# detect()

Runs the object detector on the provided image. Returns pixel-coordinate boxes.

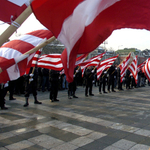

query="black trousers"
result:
[50,81,59,100]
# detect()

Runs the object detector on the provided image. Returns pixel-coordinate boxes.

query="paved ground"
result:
[1,85,150,150]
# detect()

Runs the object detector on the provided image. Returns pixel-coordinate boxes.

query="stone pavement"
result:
[1,85,150,150]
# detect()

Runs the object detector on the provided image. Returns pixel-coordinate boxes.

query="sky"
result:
[1,14,150,51]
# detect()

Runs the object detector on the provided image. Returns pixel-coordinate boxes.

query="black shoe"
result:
[73,95,78,98]
[108,90,111,93]
[23,103,29,107]
[99,92,102,94]
[34,101,42,104]
[50,99,54,102]
[85,95,88,97]
[103,91,107,93]
[1,106,8,110]
[112,90,116,92]
[89,94,94,96]
[9,98,16,100]
[54,99,59,102]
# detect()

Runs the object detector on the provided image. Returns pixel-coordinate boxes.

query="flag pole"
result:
[23,36,56,55]
[0,36,56,73]
[117,52,131,68]
[0,6,32,47]
[74,55,88,76]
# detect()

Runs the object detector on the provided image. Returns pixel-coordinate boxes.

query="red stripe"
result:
[26,29,53,39]
[2,40,34,54]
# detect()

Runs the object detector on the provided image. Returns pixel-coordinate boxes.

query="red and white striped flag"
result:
[80,53,105,76]
[142,58,150,82]
[37,54,63,71]
[31,0,150,82]
[97,55,118,80]
[128,56,138,84]
[119,53,131,83]
[0,29,53,83]
[0,0,31,24]
[75,54,88,66]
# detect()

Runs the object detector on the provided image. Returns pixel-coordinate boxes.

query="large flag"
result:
[97,55,118,80]
[0,0,31,24]
[37,54,63,71]
[128,56,138,84]
[31,0,150,82]
[142,58,150,82]
[0,29,53,83]
[119,53,131,83]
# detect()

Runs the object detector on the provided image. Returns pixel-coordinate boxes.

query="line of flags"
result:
[0,29,150,84]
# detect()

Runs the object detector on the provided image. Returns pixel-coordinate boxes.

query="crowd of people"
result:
[0,65,148,110]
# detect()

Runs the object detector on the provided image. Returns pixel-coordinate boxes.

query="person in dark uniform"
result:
[42,68,50,92]
[107,65,116,92]
[0,83,8,110]
[49,69,60,102]
[68,67,78,99]
[99,73,103,94]
[84,66,94,97]
[8,80,16,100]
[117,67,123,90]
[23,67,42,107]
[125,69,131,90]
[102,70,108,93]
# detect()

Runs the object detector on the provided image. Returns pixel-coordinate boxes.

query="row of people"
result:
[0,65,148,109]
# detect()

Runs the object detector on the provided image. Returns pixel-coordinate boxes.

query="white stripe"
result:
[38,63,63,68]
[8,0,29,6]
[14,54,29,63]
[58,0,120,64]
[0,47,22,59]
[16,34,44,47]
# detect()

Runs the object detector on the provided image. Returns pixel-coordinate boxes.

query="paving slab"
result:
[1,85,150,149]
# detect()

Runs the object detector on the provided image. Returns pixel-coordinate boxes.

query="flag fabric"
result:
[37,54,63,71]
[75,54,88,66]
[128,56,138,84]
[31,48,42,67]
[97,55,118,80]
[119,53,131,83]
[0,0,31,24]
[142,58,150,82]
[31,0,150,82]
[137,60,148,72]
[0,29,53,83]
[80,53,105,76]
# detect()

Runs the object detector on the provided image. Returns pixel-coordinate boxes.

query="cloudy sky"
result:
[1,14,150,51]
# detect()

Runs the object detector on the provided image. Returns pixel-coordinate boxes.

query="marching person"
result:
[84,66,94,97]
[0,83,8,110]
[68,67,78,99]
[117,67,124,90]
[102,70,108,93]
[23,67,42,107]
[107,65,116,92]
[49,69,60,102]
